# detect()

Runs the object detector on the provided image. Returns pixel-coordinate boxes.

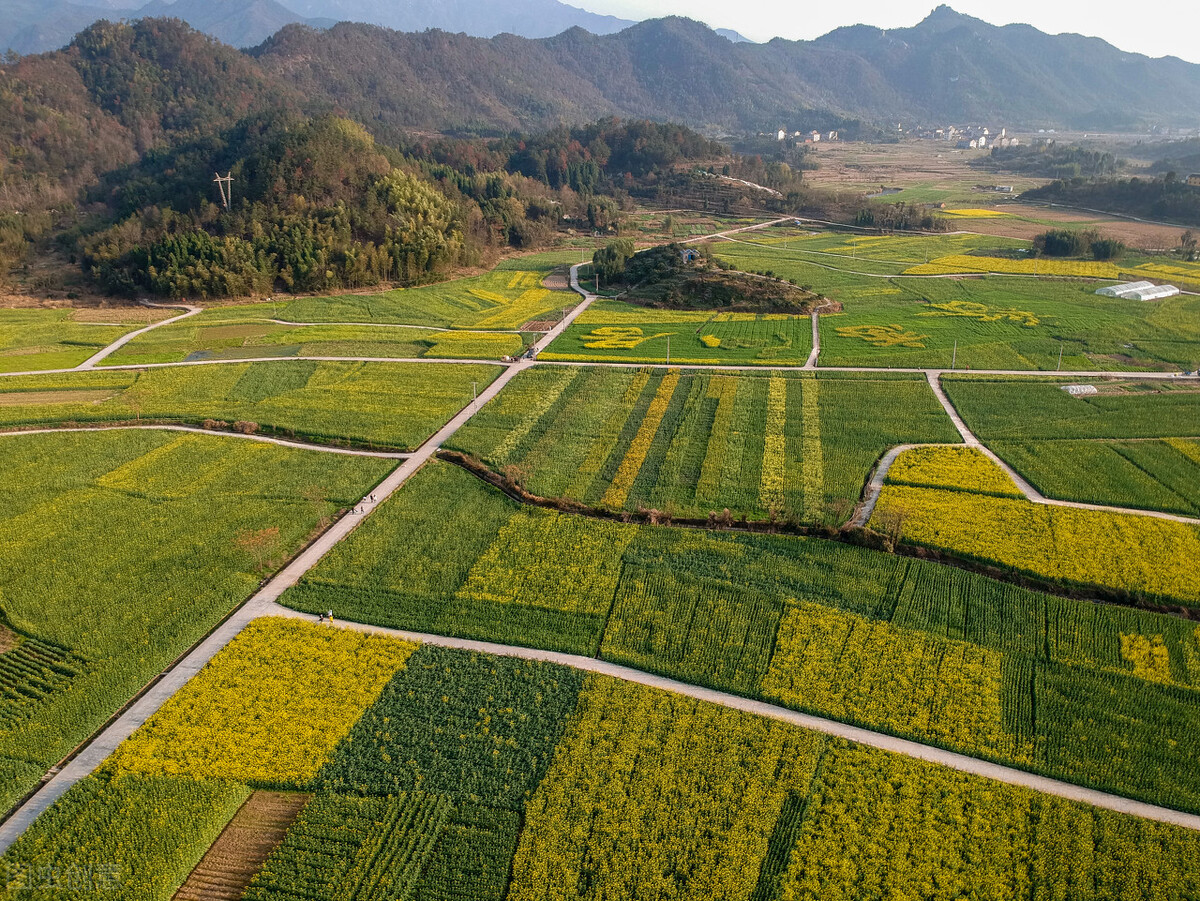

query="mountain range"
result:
[4,6,1200,134]
[246,7,1200,133]
[0,0,643,54]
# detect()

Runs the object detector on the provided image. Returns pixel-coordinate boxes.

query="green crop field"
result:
[991,439,1200,515]
[942,378,1200,513]
[945,378,1200,440]
[0,361,501,450]
[448,366,960,522]
[0,430,391,811]
[6,620,1199,901]
[283,461,1200,815]
[711,237,1200,371]
[261,264,569,330]
[102,309,525,366]
[542,302,815,365]
[0,308,172,374]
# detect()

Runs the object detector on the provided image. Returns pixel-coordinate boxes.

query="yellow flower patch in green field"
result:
[835,324,929,348]
[919,300,1040,327]
[887,446,1022,498]
[1120,633,1173,685]
[762,601,1030,760]
[107,618,416,786]
[582,327,675,349]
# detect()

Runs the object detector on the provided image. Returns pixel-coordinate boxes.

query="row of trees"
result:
[1025,174,1200,229]
[1032,229,1125,261]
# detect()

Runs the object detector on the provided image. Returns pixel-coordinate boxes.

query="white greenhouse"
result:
[1095,281,1181,301]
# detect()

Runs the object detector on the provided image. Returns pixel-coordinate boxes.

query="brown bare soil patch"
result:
[0,626,19,655]
[71,308,173,324]
[173,791,310,901]
[520,319,558,332]
[541,270,570,292]
[0,390,117,407]
[200,323,281,340]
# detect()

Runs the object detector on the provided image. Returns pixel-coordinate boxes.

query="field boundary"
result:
[0,424,412,458]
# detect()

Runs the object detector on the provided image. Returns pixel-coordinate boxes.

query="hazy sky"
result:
[570,0,1200,64]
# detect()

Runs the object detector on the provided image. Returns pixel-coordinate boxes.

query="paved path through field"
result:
[77,302,201,369]
[850,376,1200,527]
[0,424,411,459]
[262,607,1200,834]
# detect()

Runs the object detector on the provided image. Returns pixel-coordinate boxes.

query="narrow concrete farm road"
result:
[804,313,820,369]
[77,302,201,369]
[0,266,596,855]
[0,424,411,459]
[263,608,1200,835]
[848,374,1200,528]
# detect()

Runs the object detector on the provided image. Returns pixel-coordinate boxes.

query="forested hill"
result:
[0,18,739,300]
[250,7,1200,133]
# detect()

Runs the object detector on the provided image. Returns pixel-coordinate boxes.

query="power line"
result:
[213,172,234,210]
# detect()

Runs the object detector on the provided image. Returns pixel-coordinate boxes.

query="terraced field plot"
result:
[449,367,959,522]
[0,431,391,812]
[103,308,525,366]
[714,237,1200,371]
[284,461,1200,814]
[261,264,569,330]
[0,308,172,373]
[543,302,815,365]
[945,378,1200,513]
[5,618,1198,901]
[0,360,502,450]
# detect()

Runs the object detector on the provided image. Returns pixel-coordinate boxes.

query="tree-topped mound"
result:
[594,242,821,313]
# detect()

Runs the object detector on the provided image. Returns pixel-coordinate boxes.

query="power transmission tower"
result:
[213,172,234,210]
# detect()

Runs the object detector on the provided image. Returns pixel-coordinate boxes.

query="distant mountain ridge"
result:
[0,0,636,53]
[250,9,1200,132]
[5,6,1200,133]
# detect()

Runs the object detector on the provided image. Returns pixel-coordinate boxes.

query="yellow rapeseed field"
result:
[108,618,416,786]
[758,376,788,511]
[508,676,824,901]
[603,370,680,507]
[941,208,1013,218]
[874,484,1200,605]
[886,446,1023,497]
[904,255,1121,278]
[762,601,1030,761]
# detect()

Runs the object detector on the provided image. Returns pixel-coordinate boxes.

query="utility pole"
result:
[1057,343,1064,371]
[951,339,957,370]
[472,381,478,405]
[666,334,671,366]
[213,172,234,210]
